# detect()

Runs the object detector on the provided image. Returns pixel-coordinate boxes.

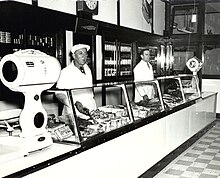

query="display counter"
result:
[0,75,217,178]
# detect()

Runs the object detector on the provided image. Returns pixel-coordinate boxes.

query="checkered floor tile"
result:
[154,121,220,178]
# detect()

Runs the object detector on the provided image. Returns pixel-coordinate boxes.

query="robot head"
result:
[0,49,61,92]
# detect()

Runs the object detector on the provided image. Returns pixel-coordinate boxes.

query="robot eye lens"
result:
[2,61,18,82]
[34,112,45,128]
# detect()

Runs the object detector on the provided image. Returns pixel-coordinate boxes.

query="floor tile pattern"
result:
[155,121,220,178]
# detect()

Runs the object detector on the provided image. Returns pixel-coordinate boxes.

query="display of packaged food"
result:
[139,109,148,118]
[49,124,73,141]
[98,105,125,114]
[132,108,139,118]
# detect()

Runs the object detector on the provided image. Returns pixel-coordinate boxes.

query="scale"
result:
[186,56,203,75]
[186,56,203,96]
[0,49,61,156]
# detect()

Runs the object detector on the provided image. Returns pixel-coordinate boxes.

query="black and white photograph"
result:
[0,0,220,178]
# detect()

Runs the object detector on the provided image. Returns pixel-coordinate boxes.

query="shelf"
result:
[0,43,22,48]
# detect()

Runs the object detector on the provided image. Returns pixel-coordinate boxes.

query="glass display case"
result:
[157,75,185,109]
[42,75,201,145]
[44,80,165,144]
[179,74,201,101]
[157,74,201,110]
[45,83,134,144]
[125,80,165,121]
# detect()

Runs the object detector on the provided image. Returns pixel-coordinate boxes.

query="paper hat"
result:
[71,44,90,54]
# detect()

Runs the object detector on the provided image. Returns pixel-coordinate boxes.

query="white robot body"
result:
[0,49,61,152]
[19,92,48,138]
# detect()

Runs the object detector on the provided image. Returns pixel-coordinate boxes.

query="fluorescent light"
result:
[192,14,197,22]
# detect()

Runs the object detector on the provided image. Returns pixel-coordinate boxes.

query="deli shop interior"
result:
[0,0,220,178]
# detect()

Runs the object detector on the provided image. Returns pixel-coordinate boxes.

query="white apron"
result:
[133,60,154,102]
[56,63,96,118]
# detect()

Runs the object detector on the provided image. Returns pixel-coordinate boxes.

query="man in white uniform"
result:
[133,48,154,102]
[56,44,96,119]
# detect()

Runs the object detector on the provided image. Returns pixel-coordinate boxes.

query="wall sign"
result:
[142,0,153,25]
[74,17,99,36]
[142,0,153,33]
[120,0,153,33]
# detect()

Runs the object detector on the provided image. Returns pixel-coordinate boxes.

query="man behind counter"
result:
[56,44,97,119]
[133,48,155,103]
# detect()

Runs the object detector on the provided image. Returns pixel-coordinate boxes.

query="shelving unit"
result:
[0,30,57,59]
[118,43,133,77]
[103,41,133,81]
[103,41,117,77]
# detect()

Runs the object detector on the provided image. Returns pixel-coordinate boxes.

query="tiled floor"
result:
[154,121,220,178]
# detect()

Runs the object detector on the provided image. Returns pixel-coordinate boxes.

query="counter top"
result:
[201,91,218,99]
[0,141,80,178]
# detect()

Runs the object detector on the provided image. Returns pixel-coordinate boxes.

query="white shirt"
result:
[133,60,154,102]
[56,62,96,117]
[57,62,93,89]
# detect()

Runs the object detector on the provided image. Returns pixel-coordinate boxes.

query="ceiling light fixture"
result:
[191,0,197,23]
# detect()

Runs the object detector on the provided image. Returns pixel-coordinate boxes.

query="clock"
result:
[76,0,99,15]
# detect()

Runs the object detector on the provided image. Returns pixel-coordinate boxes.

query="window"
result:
[205,2,220,35]
[172,5,198,34]
[173,45,197,74]
[203,45,220,75]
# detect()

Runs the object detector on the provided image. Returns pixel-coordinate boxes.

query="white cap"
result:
[71,44,90,54]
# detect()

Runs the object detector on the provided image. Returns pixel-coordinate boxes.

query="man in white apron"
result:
[133,48,154,102]
[56,44,96,119]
